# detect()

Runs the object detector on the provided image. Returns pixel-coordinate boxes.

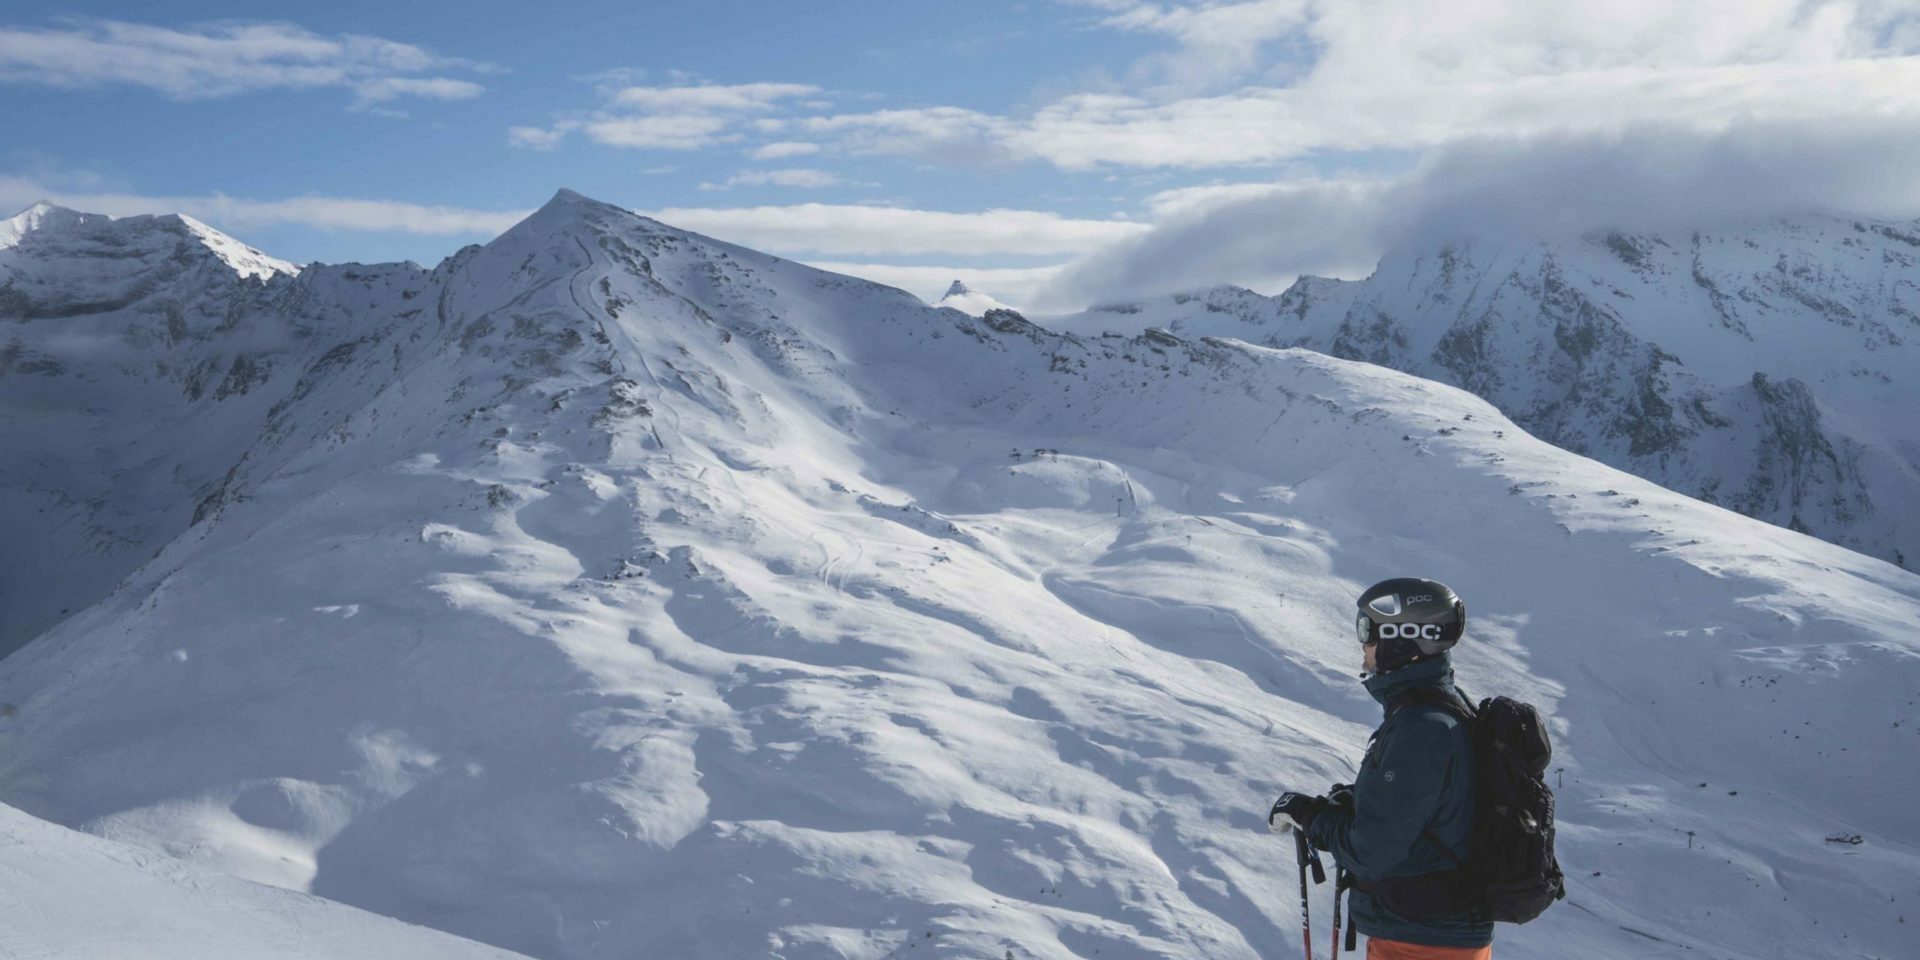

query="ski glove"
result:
[1269,791,1326,829]
[1327,783,1355,809]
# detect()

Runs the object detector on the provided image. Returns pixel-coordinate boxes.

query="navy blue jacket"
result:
[1305,653,1493,948]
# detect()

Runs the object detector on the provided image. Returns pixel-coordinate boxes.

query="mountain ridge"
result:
[3,199,298,281]
[1052,217,1920,567]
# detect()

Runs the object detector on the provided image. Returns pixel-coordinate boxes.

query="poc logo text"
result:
[1378,623,1443,641]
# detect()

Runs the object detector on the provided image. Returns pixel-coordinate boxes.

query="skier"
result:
[1269,578,1494,960]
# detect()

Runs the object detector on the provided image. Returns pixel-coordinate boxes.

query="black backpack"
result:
[1402,688,1566,924]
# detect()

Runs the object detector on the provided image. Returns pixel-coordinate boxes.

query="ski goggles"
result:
[1354,593,1403,645]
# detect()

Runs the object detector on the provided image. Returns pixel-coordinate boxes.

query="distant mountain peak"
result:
[2,201,104,249]
[1,200,296,280]
[498,188,682,252]
[535,187,660,224]
[933,278,1015,317]
[538,187,613,215]
[516,188,604,227]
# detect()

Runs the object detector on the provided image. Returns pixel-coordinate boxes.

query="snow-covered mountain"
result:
[932,278,1016,316]
[1,194,1915,960]
[0,201,304,654]
[1054,220,1920,569]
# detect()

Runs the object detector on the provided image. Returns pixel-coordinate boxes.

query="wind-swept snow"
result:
[0,192,1915,960]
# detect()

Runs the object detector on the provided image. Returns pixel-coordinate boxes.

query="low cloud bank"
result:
[1040,121,1920,308]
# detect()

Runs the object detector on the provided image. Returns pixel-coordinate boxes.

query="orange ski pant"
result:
[1366,939,1492,960]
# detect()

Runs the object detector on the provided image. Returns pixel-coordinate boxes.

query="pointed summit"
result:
[514,188,606,230]
[485,188,697,264]
[534,187,646,223]
[2,201,102,249]
[933,277,1015,317]
[543,187,596,209]
[508,188,647,237]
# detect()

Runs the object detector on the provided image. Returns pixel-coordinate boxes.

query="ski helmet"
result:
[1355,577,1465,673]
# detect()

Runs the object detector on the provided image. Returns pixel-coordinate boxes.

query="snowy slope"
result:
[933,278,1017,316]
[0,802,532,959]
[1,192,1916,960]
[1052,221,1920,569]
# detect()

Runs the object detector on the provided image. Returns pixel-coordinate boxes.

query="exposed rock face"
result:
[1055,218,1920,567]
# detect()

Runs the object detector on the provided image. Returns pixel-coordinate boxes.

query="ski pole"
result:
[1330,866,1344,960]
[1293,828,1314,960]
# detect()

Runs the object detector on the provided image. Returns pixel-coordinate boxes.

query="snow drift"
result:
[0,801,530,960]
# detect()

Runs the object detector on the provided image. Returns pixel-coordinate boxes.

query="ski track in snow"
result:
[0,192,1917,960]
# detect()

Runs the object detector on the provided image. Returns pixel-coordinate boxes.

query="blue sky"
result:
[8,2,1920,308]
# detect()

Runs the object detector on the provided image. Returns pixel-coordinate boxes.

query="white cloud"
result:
[790,107,1011,162]
[613,82,820,112]
[1087,0,1313,92]
[804,261,1065,307]
[1143,179,1321,217]
[1042,119,1920,305]
[750,141,821,160]
[583,114,733,150]
[199,196,527,234]
[505,2,1920,183]
[0,19,492,106]
[1303,0,1909,87]
[1011,57,1920,169]
[0,176,527,236]
[774,1,1920,170]
[699,169,847,191]
[508,125,568,151]
[354,76,483,104]
[643,203,1149,256]
[541,81,831,153]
